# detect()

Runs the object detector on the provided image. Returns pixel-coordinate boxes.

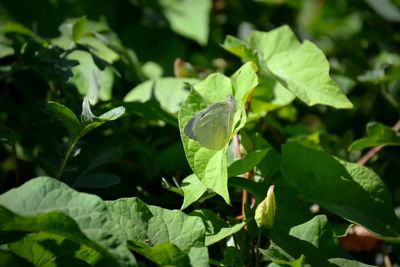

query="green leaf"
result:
[281,142,400,241]
[268,216,375,266]
[250,73,295,115]
[221,35,257,62]
[190,209,246,246]
[124,77,199,114]
[181,174,208,210]
[268,215,348,266]
[178,63,258,204]
[99,106,126,121]
[53,18,119,64]
[220,246,244,267]
[248,25,300,62]
[228,177,266,203]
[0,250,31,267]
[0,177,137,266]
[128,241,191,267]
[267,41,353,109]
[72,16,87,42]
[105,198,206,251]
[142,61,163,79]
[349,122,400,151]
[159,0,212,45]
[328,258,376,267]
[8,232,104,266]
[259,247,291,262]
[79,37,120,64]
[106,198,208,266]
[223,26,353,109]
[68,50,114,103]
[0,43,14,59]
[222,26,299,111]
[228,149,268,177]
[0,21,45,44]
[259,248,305,267]
[187,247,209,267]
[366,0,400,22]
[80,97,125,137]
[46,101,82,140]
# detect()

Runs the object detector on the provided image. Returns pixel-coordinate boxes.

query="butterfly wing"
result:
[184,97,235,150]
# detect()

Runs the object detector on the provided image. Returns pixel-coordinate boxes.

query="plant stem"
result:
[357,120,400,165]
[255,229,262,267]
[233,134,248,219]
[11,144,20,186]
[56,137,79,179]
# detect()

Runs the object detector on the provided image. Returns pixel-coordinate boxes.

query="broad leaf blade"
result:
[178,63,258,204]
[160,0,211,45]
[267,41,353,109]
[105,198,207,265]
[105,198,206,251]
[8,224,104,266]
[281,142,400,241]
[181,174,208,210]
[0,177,137,266]
[248,25,301,62]
[268,215,356,266]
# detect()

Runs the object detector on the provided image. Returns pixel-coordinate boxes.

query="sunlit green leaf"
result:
[68,50,114,103]
[0,177,137,266]
[178,63,258,203]
[181,174,207,210]
[159,0,212,45]
[267,41,353,109]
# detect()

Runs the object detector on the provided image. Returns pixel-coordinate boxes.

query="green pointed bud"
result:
[255,185,276,228]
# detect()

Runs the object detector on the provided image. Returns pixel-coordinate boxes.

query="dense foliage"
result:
[1,0,400,266]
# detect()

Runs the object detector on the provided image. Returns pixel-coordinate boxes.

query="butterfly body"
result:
[184,96,236,150]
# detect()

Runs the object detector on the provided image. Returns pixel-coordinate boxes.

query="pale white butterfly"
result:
[184,95,236,150]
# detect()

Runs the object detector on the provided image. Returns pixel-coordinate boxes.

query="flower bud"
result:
[255,185,276,228]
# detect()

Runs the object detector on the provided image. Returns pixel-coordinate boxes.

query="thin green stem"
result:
[56,137,79,179]
[11,144,20,186]
[255,229,262,267]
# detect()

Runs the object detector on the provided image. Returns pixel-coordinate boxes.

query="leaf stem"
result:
[56,137,79,179]
[357,120,400,165]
